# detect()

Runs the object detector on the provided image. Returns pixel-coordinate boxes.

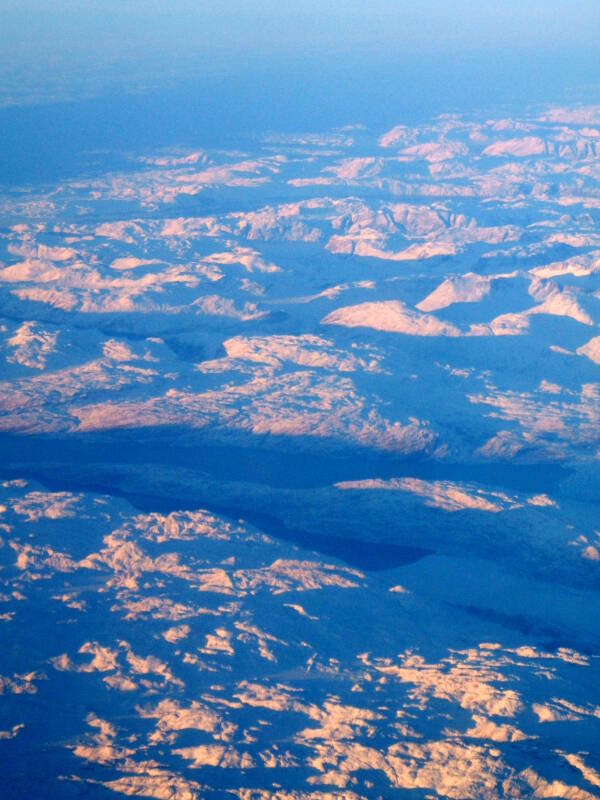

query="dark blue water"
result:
[0,430,571,493]
[0,429,572,571]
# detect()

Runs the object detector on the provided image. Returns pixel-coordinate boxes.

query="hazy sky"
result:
[2,1,599,79]
[1,1,599,182]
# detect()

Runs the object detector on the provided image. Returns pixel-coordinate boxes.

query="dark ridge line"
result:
[0,430,573,493]
[451,603,600,655]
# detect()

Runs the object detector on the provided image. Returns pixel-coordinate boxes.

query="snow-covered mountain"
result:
[1,102,600,799]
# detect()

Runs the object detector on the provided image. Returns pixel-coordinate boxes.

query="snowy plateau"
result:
[1,103,600,799]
